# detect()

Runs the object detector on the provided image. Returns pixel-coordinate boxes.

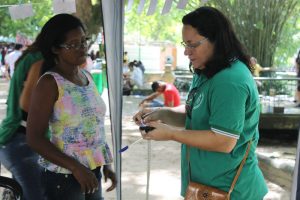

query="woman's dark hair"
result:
[15,14,85,74]
[182,6,251,78]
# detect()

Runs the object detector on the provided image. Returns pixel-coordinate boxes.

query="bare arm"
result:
[26,74,98,193]
[134,105,186,128]
[139,91,161,105]
[135,105,236,153]
[19,60,43,112]
[145,121,237,153]
[158,105,186,127]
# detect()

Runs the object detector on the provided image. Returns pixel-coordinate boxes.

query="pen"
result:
[120,109,159,153]
[119,138,143,153]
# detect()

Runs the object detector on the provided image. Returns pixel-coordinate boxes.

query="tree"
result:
[200,0,299,67]
[124,0,194,44]
[273,4,300,67]
[74,0,103,43]
[125,0,299,69]
[0,0,103,44]
[0,0,53,39]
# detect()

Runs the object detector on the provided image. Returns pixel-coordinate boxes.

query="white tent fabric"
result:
[101,0,124,199]
[162,0,174,15]
[101,1,189,199]
[147,0,158,16]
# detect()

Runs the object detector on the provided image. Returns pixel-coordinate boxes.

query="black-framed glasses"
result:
[181,38,207,50]
[185,87,198,119]
[60,37,90,50]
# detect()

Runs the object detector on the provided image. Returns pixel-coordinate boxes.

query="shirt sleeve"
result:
[208,81,249,139]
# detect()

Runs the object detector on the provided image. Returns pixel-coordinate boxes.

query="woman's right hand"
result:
[133,108,161,125]
[71,163,99,194]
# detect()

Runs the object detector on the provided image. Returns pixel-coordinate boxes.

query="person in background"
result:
[139,81,180,108]
[123,58,132,95]
[89,50,95,61]
[122,58,129,74]
[26,14,116,200]
[295,49,300,107]
[132,60,145,74]
[250,57,272,77]
[0,30,45,200]
[1,46,7,66]
[124,61,144,89]
[134,6,267,200]
[123,51,128,63]
[4,43,23,79]
[95,50,100,60]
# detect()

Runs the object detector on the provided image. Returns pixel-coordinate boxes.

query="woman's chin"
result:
[192,65,204,70]
[193,65,205,70]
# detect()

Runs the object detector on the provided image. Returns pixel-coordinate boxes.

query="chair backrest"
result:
[0,176,22,200]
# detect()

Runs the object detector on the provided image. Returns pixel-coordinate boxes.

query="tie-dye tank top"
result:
[38,70,113,174]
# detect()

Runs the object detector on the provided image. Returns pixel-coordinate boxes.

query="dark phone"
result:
[139,125,155,133]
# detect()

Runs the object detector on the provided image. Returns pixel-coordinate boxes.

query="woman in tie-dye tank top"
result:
[26,14,116,200]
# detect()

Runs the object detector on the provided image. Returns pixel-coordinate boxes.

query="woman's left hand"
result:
[103,165,117,192]
[141,121,175,141]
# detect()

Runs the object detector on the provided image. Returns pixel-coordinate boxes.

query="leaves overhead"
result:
[125,0,300,68]
[0,0,52,39]
[0,0,102,43]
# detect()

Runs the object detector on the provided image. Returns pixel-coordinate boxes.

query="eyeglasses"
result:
[181,38,207,50]
[60,37,90,50]
[185,87,198,119]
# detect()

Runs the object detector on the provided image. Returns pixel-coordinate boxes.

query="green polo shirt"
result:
[0,52,43,145]
[181,60,268,199]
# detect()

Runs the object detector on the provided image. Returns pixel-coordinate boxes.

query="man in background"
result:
[139,81,181,108]
[5,43,23,79]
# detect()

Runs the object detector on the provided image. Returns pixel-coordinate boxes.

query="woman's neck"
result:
[54,65,79,77]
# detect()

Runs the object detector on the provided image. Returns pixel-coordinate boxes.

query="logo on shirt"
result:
[193,93,203,110]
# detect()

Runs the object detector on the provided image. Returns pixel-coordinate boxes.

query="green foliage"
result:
[207,0,299,68]
[258,80,292,96]
[0,0,102,43]
[124,0,201,44]
[125,0,300,71]
[274,4,300,68]
[0,0,52,39]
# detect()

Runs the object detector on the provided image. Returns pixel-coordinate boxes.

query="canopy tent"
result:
[101,1,124,199]
[101,1,189,199]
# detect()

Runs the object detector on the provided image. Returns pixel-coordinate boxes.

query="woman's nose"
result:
[184,48,191,56]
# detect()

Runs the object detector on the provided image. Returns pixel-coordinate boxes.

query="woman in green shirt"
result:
[134,6,268,200]
[0,27,46,200]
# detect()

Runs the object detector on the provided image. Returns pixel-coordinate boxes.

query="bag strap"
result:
[187,140,252,196]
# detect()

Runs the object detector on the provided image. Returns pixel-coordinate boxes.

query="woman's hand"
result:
[141,121,176,141]
[133,108,156,124]
[71,163,99,194]
[103,165,117,192]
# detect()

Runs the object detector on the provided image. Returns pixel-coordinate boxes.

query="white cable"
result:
[146,140,151,200]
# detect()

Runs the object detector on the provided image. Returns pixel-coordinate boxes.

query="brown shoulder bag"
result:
[184,141,252,200]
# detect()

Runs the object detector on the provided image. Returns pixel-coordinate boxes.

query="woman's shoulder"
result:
[212,60,252,84]
[218,60,249,76]
[38,73,57,85]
